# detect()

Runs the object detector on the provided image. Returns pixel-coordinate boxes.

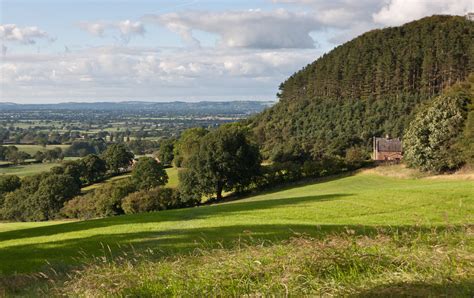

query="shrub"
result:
[122,188,178,214]
[61,180,136,219]
[0,175,21,195]
[61,194,97,219]
[404,87,470,173]
[344,146,369,169]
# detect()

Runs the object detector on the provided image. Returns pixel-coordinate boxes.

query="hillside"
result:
[252,15,474,159]
[1,170,473,295]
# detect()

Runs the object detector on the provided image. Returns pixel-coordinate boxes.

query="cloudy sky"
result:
[0,0,472,103]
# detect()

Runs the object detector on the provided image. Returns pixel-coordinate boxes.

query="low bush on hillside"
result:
[52,227,473,297]
[404,80,473,173]
[62,183,186,219]
[121,187,180,214]
[61,180,136,219]
[0,175,21,195]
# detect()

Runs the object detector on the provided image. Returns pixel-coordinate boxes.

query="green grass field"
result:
[0,171,472,295]
[165,167,179,188]
[81,168,180,192]
[0,163,62,177]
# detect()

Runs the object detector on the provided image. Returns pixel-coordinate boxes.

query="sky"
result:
[0,0,472,104]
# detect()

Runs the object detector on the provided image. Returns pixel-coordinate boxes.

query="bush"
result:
[0,175,21,195]
[344,146,369,169]
[404,87,470,173]
[61,180,136,219]
[60,195,97,219]
[122,188,179,214]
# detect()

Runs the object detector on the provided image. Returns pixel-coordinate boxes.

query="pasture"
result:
[0,157,79,177]
[0,171,472,296]
[0,163,62,177]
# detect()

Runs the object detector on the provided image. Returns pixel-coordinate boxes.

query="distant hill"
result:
[251,15,474,160]
[0,101,274,115]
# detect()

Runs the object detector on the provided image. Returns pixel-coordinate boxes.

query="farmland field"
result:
[0,163,62,177]
[0,170,472,295]
[0,157,79,177]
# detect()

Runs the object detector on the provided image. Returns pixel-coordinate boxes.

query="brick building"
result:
[373,136,403,161]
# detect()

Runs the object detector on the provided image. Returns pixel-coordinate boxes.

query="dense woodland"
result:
[252,16,474,160]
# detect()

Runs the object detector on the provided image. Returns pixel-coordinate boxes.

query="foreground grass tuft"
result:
[53,226,473,297]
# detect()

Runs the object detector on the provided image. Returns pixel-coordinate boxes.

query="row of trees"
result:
[159,123,368,203]
[0,122,371,222]
[0,143,137,221]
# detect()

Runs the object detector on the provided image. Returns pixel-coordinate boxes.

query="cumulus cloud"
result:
[0,46,319,102]
[144,9,322,49]
[373,0,472,26]
[0,24,53,44]
[78,20,145,43]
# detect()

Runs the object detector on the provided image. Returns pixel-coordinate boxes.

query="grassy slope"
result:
[81,168,179,192]
[0,163,62,177]
[0,172,472,276]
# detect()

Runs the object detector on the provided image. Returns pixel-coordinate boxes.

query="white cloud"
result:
[78,20,145,43]
[271,0,386,26]
[0,24,53,44]
[145,9,322,49]
[0,46,319,102]
[373,0,472,26]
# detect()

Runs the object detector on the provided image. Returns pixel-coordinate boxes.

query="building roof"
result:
[375,138,402,152]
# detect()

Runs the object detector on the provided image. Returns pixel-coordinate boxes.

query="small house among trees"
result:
[373,136,403,161]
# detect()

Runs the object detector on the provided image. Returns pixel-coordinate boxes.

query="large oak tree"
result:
[179,124,261,201]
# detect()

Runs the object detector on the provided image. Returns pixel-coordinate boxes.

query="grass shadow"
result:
[0,193,351,242]
[0,222,465,276]
[353,280,474,297]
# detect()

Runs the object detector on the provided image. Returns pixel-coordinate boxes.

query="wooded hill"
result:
[252,15,473,161]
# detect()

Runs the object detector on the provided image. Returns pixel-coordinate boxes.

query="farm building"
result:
[373,136,403,161]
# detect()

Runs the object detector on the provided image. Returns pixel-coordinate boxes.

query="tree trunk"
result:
[216,181,223,201]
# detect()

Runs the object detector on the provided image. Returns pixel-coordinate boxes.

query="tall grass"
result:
[38,226,472,297]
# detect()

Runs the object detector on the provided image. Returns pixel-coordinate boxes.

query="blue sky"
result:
[0,0,472,103]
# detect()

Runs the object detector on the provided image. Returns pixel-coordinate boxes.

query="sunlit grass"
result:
[0,163,62,177]
[0,172,472,277]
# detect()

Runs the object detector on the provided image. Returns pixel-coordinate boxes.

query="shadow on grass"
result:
[0,220,465,276]
[0,193,350,242]
[354,280,474,297]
